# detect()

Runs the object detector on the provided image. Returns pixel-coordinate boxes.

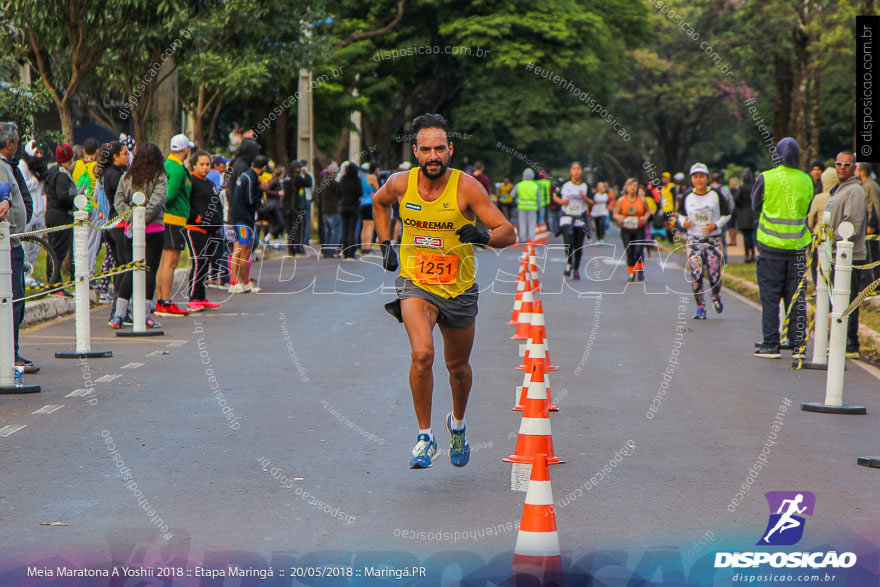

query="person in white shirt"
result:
[590,181,610,243]
[553,161,593,279]
[677,163,731,320]
[19,140,47,272]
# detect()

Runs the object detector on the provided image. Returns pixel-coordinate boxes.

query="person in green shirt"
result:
[155,134,194,317]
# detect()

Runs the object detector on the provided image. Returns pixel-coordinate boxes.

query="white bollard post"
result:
[802,221,865,415]
[56,195,112,358]
[0,221,39,393]
[118,192,163,337]
[803,212,832,370]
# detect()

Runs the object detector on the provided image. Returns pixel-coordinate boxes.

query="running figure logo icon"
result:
[758,491,816,546]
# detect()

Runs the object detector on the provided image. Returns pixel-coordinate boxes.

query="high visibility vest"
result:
[516,180,539,210]
[537,179,551,206]
[757,166,813,250]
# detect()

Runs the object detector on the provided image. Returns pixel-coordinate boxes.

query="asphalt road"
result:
[1,231,878,585]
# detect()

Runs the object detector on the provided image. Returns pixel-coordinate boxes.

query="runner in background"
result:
[497,176,514,220]
[678,163,730,320]
[554,161,592,280]
[613,178,651,282]
[590,181,610,243]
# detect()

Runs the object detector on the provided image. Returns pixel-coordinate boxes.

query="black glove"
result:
[455,224,490,247]
[380,240,398,272]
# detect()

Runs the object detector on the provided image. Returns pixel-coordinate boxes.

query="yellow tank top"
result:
[399,168,475,298]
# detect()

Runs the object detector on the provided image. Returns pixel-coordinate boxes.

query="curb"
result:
[722,272,880,362]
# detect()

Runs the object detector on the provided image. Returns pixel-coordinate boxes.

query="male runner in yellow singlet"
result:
[373,113,515,469]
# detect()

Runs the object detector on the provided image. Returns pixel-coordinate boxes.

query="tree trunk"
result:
[60,98,75,143]
[773,54,793,142]
[207,99,223,149]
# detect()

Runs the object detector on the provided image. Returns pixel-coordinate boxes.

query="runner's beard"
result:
[420,160,447,179]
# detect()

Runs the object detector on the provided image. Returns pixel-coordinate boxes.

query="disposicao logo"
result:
[759,491,814,546]
[714,491,857,570]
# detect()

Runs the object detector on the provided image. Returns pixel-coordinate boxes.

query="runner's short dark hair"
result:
[411,113,451,144]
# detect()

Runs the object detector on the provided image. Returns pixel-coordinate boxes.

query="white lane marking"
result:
[0,425,26,437]
[32,405,63,414]
[65,388,90,397]
[121,362,145,369]
[95,374,122,383]
[147,350,169,357]
[167,341,187,347]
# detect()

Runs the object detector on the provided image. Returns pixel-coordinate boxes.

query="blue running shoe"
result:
[712,297,723,314]
[409,433,438,469]
[693,306,707,320]
[445,413,471,467]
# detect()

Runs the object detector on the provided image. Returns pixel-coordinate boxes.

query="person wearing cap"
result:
[678,163,731,319]
[207,155,229,191]
[205,155,232,289]
[45,142,78,283]
[154,134,194,317]
[751,137,814,359]
[513,168,540,242]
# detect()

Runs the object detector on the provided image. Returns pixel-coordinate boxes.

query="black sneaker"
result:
[845,348,861,359]
[123,311,133,326]
[754,343,781,359]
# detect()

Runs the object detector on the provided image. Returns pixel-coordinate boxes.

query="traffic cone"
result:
[508,277,527,325]
[505,365,563,464]
[513,225,521,248]
[512,369,530,411]
[511,289,534,340]
[528,243,541,292]
[518,300,557,372]
[514,356,557,412]
[511,453,563,586]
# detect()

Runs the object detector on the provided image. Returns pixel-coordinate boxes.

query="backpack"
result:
[94,179,111,219]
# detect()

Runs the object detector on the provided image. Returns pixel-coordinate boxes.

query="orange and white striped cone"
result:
[508,277,527,325]
[532,300,559,371]
[513,225,521,248]
[514,355,557,412]
[511,289,534,340]
[513,361,559,412]
[511,453,563,586]
[528,243,541,292]
[534,222,550,245]
[505,365,563,463]
[518,300,557,372]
